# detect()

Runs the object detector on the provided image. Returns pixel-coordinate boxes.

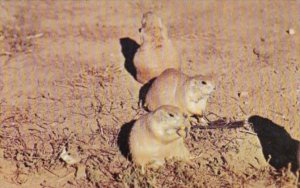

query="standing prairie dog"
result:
[145,68,215,117]
[129,105,190,169]
[133,11,180,84]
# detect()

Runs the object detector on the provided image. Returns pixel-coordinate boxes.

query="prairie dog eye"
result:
[201,81,207,85]
[168,113,174,117]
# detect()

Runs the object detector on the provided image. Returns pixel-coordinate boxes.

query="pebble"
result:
[287,28,295,35]
[238,91,249,98]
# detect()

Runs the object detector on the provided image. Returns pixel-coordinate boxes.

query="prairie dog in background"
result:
[133,11,180,84]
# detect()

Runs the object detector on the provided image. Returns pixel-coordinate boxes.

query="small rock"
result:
[243,101,249,105]
[287,28,295,35]
[59,147,81,165]
[237,91,248,98]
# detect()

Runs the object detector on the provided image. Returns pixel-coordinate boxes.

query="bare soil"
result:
[0,1,299,187]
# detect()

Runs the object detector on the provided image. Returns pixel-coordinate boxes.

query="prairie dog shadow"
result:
[138,78,156,109]
[119,37,140,79]
[117,120,136,160]
[248,115,300,172]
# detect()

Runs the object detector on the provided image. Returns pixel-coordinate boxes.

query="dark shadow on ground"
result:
[117,119,136,160]
[138,78,156,109]
[248,115,300,172]
[119,37,140,79]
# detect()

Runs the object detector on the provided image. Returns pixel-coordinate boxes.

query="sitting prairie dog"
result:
[145,68,215,117]
[129,105,190,169]
[133,11,180,84]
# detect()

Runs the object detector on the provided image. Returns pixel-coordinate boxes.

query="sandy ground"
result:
[0,0,299,187]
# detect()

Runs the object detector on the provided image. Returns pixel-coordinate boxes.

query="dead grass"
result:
[0,101,299,187]
[0,3,42,55]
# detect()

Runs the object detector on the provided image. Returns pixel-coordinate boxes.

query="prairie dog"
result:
[145,68,215,116]
[129,105,190,169]
[133,11,180,84]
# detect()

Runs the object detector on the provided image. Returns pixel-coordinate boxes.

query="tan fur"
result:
[134,11,180,84]
[145,68,215,116]
[129,105,190,169]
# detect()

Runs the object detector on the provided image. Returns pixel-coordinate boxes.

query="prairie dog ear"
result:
[189,78,198,89]
[153,106,180,122]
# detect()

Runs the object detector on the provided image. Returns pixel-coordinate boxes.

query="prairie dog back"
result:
[145,69,187,111]
[145,68,215,116]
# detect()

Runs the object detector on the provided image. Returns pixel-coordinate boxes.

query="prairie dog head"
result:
[184,75,215,114]
[141,11,163,31]
[189,76,215,96]
[139,11,167,46]
[148,105,188,143]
